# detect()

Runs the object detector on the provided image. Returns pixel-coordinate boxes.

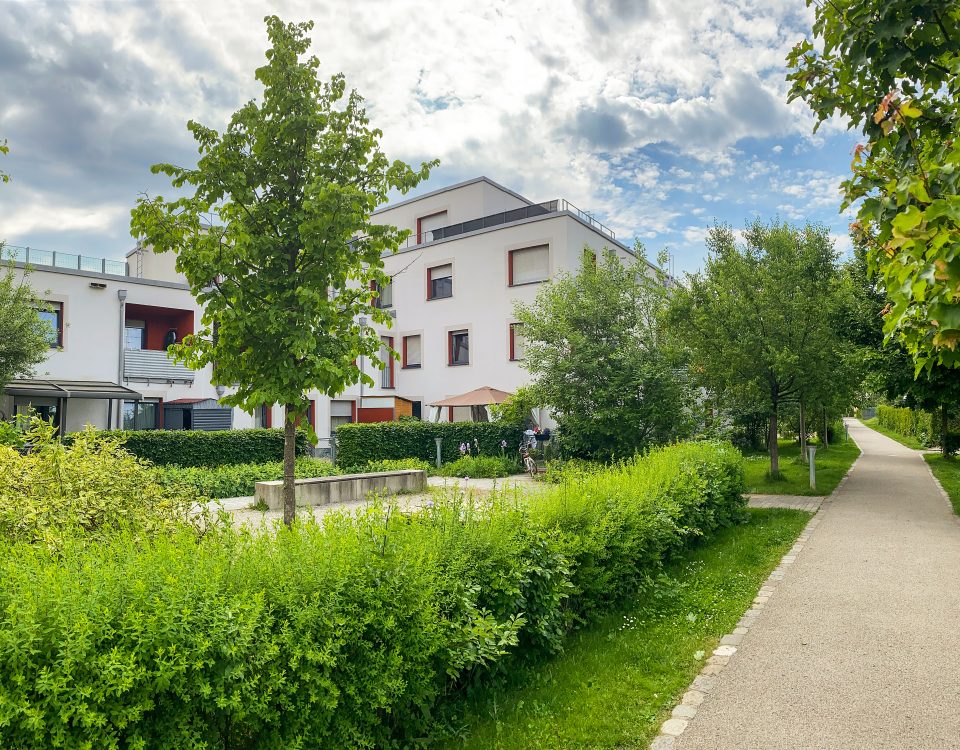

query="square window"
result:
[38,301,63,348]
[509,245,549,286]
[372,279,393,308]
[403,334,422,368]
[417,210,448,243]
[510,323,526,361]
[449,329,469,366]
[428,264,453,300]
[331,399,354,432]
[125,319,145,350]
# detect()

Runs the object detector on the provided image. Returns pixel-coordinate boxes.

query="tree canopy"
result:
[130,16,435,524]
[0,254,53,401]
[515,248,688,461]
[787,1,960,372]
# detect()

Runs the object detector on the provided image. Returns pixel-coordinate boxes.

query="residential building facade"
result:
[1,176,644,442]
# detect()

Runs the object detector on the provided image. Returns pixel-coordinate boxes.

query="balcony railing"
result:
[123,348,195,383]
[2,245,128,276]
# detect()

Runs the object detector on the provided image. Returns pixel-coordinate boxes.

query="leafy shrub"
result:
[351,457,434,474]
[160,457,339,499]
[539,457,605,484]
[435,455,516,478]
[877,405,935,447]
[334,421,522,468]
[66,427,310,467]
[0,441,747,748]
[0,420,200,547]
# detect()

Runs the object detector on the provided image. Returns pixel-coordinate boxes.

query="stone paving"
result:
[652,419,960,750]
[747,493,824,513]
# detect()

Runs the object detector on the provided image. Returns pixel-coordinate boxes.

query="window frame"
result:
[380,335,395,388]
[508,245,550,287]
[402,334,422,369]
[427,263,453,300]
[38,301,64,348]
[371,278,393,309]
[509,323,526,361]
[417,210,448,244]
[448,329,470,367]
[124,319,146,351]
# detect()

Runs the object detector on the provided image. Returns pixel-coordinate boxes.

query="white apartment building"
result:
[1,176,645,442]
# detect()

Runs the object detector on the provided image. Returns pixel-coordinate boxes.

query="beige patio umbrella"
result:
[429,386,513,422]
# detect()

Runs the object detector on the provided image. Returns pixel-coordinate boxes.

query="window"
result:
[372,279,393,308]
[509,245,549,286]
[255,404,272,428]
[38,301,63,347]
[307,399,316,429]
[427,264,453,300]
[123,400,159,430]
[510,323,526,361]
[417,210,448,243]
[449,329,469,366]
[125,319,145,350]
[380,336,395,388]
[402,334,422,368]
[330,400,354,432]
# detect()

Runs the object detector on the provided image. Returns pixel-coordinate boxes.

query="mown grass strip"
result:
[741,439,860,496]
[863,418,926,450]
[445,507,810,749]
[925,454,960,516]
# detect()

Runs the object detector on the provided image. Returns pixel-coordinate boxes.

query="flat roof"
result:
[5,379,143,400]
[371,176,534,216]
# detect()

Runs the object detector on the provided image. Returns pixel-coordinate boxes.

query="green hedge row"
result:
[158,457,339,499]
[334,421,524,468]
[68,428,310,467]
[876,405,935,447]
[0,441,746,749]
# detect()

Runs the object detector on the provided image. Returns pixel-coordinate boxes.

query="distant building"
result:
[1,176,644,443]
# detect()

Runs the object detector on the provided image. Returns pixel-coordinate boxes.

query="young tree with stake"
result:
[131,17,435,525]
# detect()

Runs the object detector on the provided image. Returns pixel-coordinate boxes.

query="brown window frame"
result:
[427,264,453,300]
[402,334,422,369]
[448,329,469,366]
[508,245,549,287]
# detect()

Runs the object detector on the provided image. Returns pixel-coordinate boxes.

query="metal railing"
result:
[2,244,128,276]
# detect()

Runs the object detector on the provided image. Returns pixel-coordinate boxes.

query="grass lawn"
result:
[444,508,810,750]
[741,439,860,496]
[925,454,960,516]
[862,418,926,450]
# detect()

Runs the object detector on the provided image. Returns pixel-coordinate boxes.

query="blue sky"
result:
[0,0,859,276]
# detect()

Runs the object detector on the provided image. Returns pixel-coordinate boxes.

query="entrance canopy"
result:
[4,379,143,400]
[429,386,513,408]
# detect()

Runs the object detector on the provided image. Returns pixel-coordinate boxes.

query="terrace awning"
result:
[4,379,143,400]
[429,386,513,408]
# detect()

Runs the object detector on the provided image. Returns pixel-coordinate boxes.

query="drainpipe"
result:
[117,289,127,429]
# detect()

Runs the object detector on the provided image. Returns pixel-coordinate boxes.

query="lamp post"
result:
[358,315,367,409]
[807,445,818,491]
[435,437,443,468]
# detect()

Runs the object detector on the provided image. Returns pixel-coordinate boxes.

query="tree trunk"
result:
[799,400,807,465]
[823,408,829,448]
[283,403,297,528]
[769,407,780,477]
[943,403,949,456]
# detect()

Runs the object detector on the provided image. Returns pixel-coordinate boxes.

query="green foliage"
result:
[0,441,746,748]
[877,404,935,447]
[787,1,960,370]
[0,138,9,183]
[489,385,541,428]
[538,458,605,484]
[435,455,516,478]
[516,247,690,461]
[0,259,54,392]
[353,457,433,474]
[334,421,523,468]
[669,220,854,477]
[0,419,200,547]
[67,427,308,467]
[128,16,435,522]
[159,457,338,499]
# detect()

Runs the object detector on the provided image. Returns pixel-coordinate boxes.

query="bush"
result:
[160,457,339,499]
[351,457,434,474]
[66,428,310,467]
[334,421,523,468]
[539,457,605,484]
[0,420,200,547]
[435,455,516,478]
[0,441,747,748]
[877,405,935,447]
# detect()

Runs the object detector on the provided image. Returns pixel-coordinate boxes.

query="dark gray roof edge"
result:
[8,260,191,290]
[372,176,535,216]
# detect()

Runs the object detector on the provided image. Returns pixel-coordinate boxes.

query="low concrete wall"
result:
[255,470,427,512]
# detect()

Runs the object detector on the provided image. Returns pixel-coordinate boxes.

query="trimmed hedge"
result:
[334,421,523,468]
[68,428,310,467]
[0,441,747,748]
[876,405,935,447]
[159,457,339,499]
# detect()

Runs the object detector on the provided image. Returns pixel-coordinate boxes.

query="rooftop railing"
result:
[2,244,129,276]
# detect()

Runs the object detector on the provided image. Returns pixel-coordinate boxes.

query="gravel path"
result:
[670,418,960,750]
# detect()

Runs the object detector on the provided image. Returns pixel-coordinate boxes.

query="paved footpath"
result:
[672,418,960,750]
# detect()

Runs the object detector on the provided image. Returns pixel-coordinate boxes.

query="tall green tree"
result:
[130,17,435,525]
[669,221,844,477]
[787,1,960,372]
[515,248,688,461]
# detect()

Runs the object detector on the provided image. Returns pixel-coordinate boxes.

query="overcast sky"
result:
[0,0,857,275]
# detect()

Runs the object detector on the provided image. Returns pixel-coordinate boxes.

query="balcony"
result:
[123,348,195,383]
[2,244,128,275]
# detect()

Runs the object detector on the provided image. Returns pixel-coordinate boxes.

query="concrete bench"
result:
[255,470,427,511]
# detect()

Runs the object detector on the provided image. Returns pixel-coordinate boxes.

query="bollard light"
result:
[434,437,443,468]
[807,445,818,490]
